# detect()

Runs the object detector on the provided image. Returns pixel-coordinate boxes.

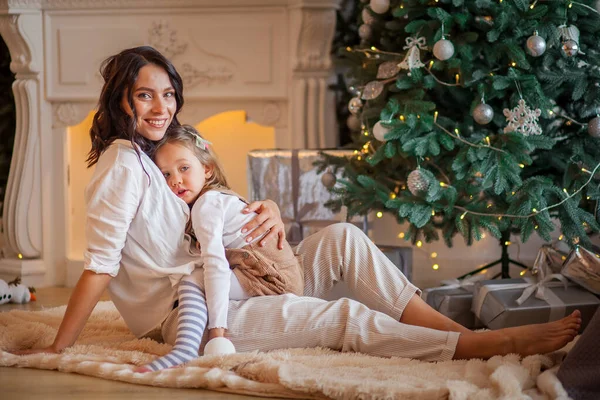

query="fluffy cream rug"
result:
[0,301,573,400]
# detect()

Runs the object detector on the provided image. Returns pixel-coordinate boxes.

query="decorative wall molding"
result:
[1,0,340,11]
[294,9,337,71]
[52,102,94,128]
[148,21,187,60]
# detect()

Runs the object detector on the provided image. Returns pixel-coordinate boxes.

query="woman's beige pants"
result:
[162,223,459,361]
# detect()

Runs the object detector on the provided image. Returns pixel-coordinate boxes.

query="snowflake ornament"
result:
[503,99,542,136]
[398,36,426,71]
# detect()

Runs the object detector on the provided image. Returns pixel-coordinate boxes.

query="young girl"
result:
[137,125,304,372]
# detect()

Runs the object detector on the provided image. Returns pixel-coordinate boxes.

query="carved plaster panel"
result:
[46,13,286,99]
[52,102,94,128]
[294,9,336,71]
[0,14,41,77]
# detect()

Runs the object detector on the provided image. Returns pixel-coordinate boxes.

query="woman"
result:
[14,46,581,362]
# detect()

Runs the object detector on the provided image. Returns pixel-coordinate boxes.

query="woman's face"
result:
[121,64,177,142]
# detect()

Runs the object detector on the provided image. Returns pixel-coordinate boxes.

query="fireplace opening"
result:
[66,109,274,260]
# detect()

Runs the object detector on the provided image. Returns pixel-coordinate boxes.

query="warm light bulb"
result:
[398,232,405,239]
[439,182,446,187]
[431,210,436,216]
[371,46,378,51]
[357,156,362,161]
[520,270,527,276]
[558,235,564,241]
[400,115,405,121]
[505,241,511,246]
[376,211,383,218]
[511,61,517,67]
[416,241,423,247]
[454,128,460,135]
[498,216,502,220]
[429,60,434,68]
[532,208,537,213]
[18,253,23,259]
[389,192,397,199]
[434,111,439,122]
[460,212,467,220]
[432,264,439,270]
[431,252,438,258]
[519,164,525,168]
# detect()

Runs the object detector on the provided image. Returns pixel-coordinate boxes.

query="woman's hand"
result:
[242,199,285,249]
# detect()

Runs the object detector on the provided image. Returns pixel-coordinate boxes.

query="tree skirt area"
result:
[0,301,573,400]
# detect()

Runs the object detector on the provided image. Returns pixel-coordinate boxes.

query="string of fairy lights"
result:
[347,0,600,271]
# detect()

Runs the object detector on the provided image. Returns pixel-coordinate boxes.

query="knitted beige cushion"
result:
[557,307,600,399]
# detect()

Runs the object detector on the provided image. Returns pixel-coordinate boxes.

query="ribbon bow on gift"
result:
[440,274,487,289]
[515,273,568,305]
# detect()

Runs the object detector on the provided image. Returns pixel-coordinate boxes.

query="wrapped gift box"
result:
[247,149,365,244]
[561,245,600,295]
[422,285,483,329]
[472,278,600,330]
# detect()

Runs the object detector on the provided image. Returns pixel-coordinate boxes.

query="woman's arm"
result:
[12,270,112,355]
[241,199,285,249]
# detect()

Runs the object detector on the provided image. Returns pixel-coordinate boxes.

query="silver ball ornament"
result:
[588,117,600,138]
[407,169,429,196]
[348,97,363,115]
[525,34,546,57]
[561,40,579,57]
[372,121,390,141]
[473,103,495,125]
[433,39,454,61]
[321,171,337,189]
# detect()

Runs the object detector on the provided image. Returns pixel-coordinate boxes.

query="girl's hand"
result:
[241,199,285,249]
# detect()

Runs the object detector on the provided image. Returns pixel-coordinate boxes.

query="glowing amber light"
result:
[18,253,23,259]
[520,270,527,276]
[398,232,405,239]
[505,241,511,246]
[376,211,383,218]
[416,241,423,247]
[389,193,397,199]
[432,264,440,270]
[431,252,438,258]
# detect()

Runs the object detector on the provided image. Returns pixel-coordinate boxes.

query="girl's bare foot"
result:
[454,310,581,360]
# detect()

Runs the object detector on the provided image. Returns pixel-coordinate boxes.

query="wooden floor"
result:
[1,287,280,400]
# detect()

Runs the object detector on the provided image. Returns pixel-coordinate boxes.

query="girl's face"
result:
[154,142,211,205]
[121,64,176,142]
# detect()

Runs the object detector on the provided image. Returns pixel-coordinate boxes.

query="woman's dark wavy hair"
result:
[86,46,184,167]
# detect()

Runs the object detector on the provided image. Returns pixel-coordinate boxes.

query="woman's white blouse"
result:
[83,139,198,337]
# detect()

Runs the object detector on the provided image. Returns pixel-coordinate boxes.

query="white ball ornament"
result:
[204,337,236,356]
[473,103,494,125]
[373,121,390,141]
[370,0,390,14]
[433,38,454,61]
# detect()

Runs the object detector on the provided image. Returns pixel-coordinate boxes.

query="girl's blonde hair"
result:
[156,124,229,192]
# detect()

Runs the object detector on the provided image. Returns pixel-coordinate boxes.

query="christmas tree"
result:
[322,0,600,255]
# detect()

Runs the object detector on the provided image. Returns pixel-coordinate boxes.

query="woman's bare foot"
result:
[454,310,581,360]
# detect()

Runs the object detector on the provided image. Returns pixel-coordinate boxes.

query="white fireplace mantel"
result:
[0,0,341,286]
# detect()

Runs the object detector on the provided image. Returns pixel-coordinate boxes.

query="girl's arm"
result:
[241,199,285,249]
[13,270,112,354]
